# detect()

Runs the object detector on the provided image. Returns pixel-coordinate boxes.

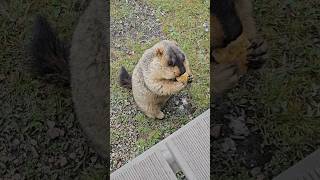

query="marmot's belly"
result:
[132,70,169,108]
[133,82,169,106]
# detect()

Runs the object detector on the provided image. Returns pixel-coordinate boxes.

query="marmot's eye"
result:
[167,60,174,66]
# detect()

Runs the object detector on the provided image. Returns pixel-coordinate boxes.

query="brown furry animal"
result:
[69,0,108,160]
[120,40,192,119]
[211,0,267,95]
[30,0,108,160]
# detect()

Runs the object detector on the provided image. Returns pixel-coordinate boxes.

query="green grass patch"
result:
[110,0,133,20]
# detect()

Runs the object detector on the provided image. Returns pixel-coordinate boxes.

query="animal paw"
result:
[188,74,193,83]
[156,111,165,119]
[247,37,268,69]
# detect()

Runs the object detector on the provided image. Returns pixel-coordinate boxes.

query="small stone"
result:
[256,174,265,180]
[68,113,75,121]
[0,162,6,169]
[59,157,68,167]
[229,118,250,136]
[47,121,55,128]
[211,125,221,139]
[63,143,69,151]
[91,156,97,163]
[203,22,209,32]
[221,138,236,152]
[0,156,9,162]
[12,173,21,180]
[239,98,248,104]
[181,98,188,105]
[52,174,58,180]
[30,139,37,146]
[230,135,245,140]
[250,167,261,177]
[31,146,39,158]
[12,139,20,147]
[59,129,65,137]
[0,74,5,82]
[47,128,61,140]
[69,153,76,159]
[128,51,135,55]
[94,163,104,169]
[48,157,55,163]
[116,160,122,168]
[178,105,184,111]
[13,158,20,165]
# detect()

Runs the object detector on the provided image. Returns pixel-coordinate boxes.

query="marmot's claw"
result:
[247,38,268,69]
[188,74,193,83]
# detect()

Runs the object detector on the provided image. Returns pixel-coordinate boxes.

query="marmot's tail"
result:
[30,15,70,84]
[119,66,132,89]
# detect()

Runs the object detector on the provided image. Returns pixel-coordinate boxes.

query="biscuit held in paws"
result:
[214,34,251,74]
[176,72,189,83]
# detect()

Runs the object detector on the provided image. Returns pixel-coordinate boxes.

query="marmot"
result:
[30,0,108,160]
[120,40,193,119]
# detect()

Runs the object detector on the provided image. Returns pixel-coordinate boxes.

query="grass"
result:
[253,0,320,176]
[110,0,209,170]
[110,0,133,20]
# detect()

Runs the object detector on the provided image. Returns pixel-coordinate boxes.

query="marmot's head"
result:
[151,40,191,81]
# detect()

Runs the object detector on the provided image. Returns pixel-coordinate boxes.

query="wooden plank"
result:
[111,109,210,180]
[111,150,177,180]
[273,149,320,180]
[166,109,210,180]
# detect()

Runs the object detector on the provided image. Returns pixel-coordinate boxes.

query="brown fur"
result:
[211,16,225,49]
[211,0,267,95]
[69,0,108,160]
[121,40,192,119]
[234,0,256,38]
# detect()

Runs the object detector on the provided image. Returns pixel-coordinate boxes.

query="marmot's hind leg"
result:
[141,104,165,119]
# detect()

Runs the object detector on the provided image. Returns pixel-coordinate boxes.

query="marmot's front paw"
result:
[247,38,268,69]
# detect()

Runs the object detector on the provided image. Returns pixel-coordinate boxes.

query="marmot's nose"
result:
[178,66,186,76]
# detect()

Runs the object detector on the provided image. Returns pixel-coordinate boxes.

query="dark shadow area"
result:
[211,0,320,179]
[0,0,109,179]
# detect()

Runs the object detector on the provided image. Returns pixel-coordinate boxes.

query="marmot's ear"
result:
[156,47,164,57]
